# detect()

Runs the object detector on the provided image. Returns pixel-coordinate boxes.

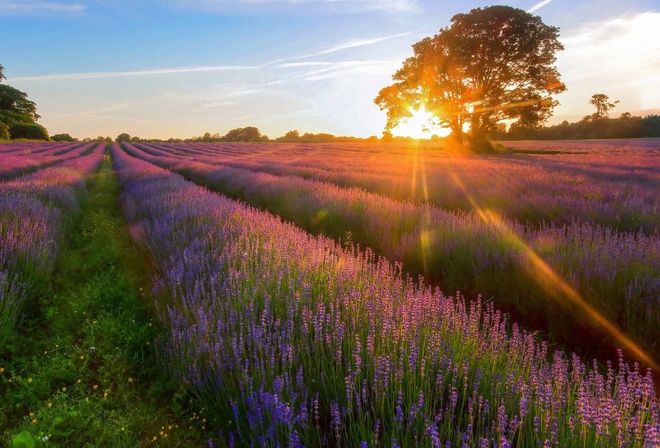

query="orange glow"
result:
[447,170,659,372]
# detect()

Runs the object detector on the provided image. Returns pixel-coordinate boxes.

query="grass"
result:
[0,152,212,447]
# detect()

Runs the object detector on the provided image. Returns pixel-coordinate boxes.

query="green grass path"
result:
[0,153,210,447]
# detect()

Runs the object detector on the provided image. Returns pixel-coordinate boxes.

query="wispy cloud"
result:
[555,11,660,112]
[161,0,418,14]
[296,60,393,81]
[9,64,260,82]
[0,0,86,15]
[268,32,411,64]
[527,0,552,13]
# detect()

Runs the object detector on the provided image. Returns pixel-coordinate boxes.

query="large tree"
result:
[0,84,40,121]
[375,5,566,150]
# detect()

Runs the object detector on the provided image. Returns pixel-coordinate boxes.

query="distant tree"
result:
[51,133,77,142]
[130,136,141,142]
[10,123,48,140]
[0,64,5,83]
[375,5,565,152]
[589,94,619,120]
[116,132,131,143]
[284,130,299,140]
[642,115,660,137]
[0,84,40,121]
[223,126,262,142]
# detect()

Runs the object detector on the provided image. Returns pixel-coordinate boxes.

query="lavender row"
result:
[122,142,660,367]
[0,143,105,349]
[0,141,94,181]
[113,144,659,447]
[134,141,660,233]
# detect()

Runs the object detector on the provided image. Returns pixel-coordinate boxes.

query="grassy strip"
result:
[0,153,211,447]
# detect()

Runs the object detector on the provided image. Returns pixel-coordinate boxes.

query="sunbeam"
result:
[447,170,659,372]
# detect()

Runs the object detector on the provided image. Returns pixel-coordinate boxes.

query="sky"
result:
[1,0,658,139]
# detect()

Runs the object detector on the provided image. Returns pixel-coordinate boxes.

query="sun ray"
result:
[392,106,449,139]
[447,170,659,372]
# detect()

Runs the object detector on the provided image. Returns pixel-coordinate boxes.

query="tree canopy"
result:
[116,132,132,143]
[588,93,619,120]
[0,84,40,122]
[0,63,47,140]
[375,5,566,151]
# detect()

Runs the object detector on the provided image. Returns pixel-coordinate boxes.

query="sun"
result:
[392,106,447,139]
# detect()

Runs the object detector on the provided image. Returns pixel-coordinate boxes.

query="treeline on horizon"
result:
[500,112,660,141]
[74,112,660,144]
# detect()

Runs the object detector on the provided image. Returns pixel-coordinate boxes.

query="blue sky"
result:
[1,0,658,139]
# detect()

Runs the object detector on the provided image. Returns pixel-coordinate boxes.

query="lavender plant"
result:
[121,142,660,367]
[0,144,105,350]
[0,142,95,181]
[112,144,659,447]
[133,140,660,233]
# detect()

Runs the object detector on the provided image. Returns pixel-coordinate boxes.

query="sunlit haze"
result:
[1,0,658,139]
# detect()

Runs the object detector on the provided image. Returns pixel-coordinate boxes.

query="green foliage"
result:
[375,5,565,147]
[11,431,34,448]
[589,93,619,120]
[642,114,660,137]
[285,129,299,139]
[115,133,131,143]
[0,85,40,122]
[0,121,9,140]
[50,133,77,142]
[505,113,659,140]
[194,126,271,143]
[1,154,211,446]
[222,126,263,142]
[0,110,35,127]
[9,123,48,140]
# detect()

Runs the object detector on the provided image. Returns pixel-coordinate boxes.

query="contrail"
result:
[528,0,552,13]
[9,65,259,82]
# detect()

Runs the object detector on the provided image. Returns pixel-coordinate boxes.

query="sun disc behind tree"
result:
[374,5,566,152]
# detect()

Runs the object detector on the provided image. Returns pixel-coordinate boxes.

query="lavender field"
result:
[121,140,660,369]
[0,142,104,348]
[1,140,659,446]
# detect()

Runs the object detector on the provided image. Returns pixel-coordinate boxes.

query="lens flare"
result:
[393,106,439,139]
[447,170,659,372]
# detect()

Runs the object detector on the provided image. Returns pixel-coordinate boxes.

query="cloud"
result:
[554,11,660,114]
[527,0,552,14]
[160,0,418,14]
[9,64,260,82]
[0,0,86,15]
[268,32,411,64]
[294,60,394,81]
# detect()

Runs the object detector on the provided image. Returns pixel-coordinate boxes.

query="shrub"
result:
[0,121,9,140]
[51,133,77,142]
[10,123,49,140]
